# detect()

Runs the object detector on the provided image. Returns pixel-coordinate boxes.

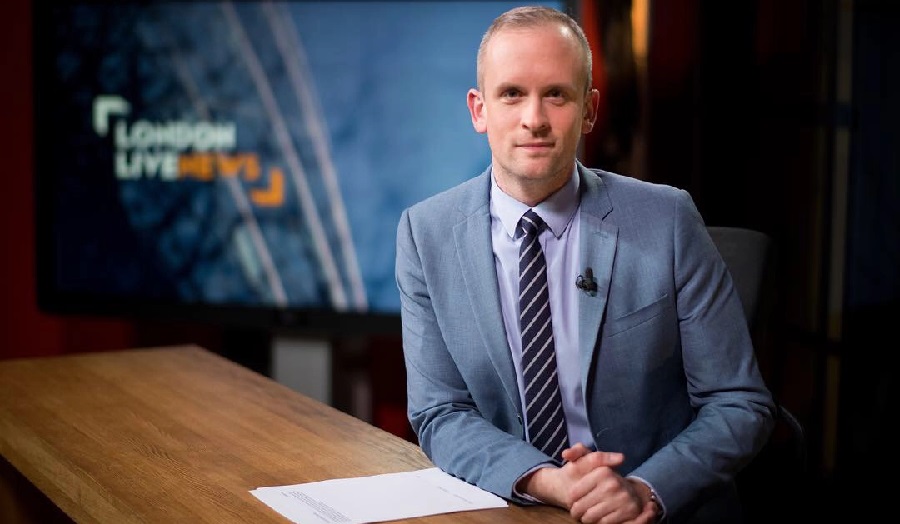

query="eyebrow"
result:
[492,82,576,94]
[492,82,520,93]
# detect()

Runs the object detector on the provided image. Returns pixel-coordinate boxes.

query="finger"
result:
[580,494,644,524]
[572,470,644,523]
[568,465,617,508]
[564,451,624,475]
[575,496,619,524]
[565,452,623,487]
[581,450,624,469]
[562,442,592,462]
[569,490,610,523]
[623,501,657,524]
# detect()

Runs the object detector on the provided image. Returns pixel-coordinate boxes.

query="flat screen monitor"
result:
[33,0,570,334]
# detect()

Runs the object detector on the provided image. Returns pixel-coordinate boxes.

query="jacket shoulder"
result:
[404,172,489,223]
[586,167,695,213]
[586,167,683,197]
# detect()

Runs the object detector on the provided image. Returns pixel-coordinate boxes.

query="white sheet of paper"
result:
[250,467,507,523]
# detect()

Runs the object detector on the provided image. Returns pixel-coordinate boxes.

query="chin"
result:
[518,161,562,181]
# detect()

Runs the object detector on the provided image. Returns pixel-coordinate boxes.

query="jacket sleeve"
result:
[395,207,551,502]
[626,189,777,517]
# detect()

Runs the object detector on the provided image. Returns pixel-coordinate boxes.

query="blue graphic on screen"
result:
[46,1,563,316]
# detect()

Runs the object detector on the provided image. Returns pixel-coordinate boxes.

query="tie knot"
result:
[518,209,545,238]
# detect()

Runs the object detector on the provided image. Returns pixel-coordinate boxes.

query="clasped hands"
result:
[518,443,660,523]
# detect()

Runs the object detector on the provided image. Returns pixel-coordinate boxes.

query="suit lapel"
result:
[454,176,522,412]
[576,166,618,392]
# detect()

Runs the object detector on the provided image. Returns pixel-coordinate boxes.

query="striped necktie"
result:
[517,209,569,461]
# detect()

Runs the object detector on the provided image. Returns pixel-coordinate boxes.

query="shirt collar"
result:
[490,165,580,240]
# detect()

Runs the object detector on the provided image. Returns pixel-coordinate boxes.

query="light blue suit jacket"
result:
[395,164,775,522]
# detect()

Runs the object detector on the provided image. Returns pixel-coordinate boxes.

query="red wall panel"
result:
[0,0,135,359]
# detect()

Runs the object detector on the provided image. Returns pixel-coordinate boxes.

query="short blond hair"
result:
[476,5,593,93]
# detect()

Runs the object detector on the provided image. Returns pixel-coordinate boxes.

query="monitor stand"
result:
[271,335,332,405]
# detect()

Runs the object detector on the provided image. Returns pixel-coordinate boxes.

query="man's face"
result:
[468,24,598,203]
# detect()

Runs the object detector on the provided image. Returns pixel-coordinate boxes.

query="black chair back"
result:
[707,226,807,523]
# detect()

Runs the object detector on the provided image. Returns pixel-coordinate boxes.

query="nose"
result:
[521,96,549,133]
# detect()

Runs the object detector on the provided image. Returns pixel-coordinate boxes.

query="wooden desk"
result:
[0,345,570,523]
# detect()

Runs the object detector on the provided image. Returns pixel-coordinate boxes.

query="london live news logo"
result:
[92,95,284,207]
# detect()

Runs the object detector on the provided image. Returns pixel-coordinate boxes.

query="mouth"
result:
[518,142,554,150]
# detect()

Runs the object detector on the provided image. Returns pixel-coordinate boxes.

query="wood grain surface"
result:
[0,345,571,523]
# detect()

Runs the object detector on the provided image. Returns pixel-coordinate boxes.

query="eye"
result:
[546,88,566,100]
[500,88,521,100]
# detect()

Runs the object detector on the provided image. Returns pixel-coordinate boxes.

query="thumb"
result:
[561,442,596,462]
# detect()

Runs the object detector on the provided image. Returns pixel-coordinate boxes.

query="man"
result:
[395,6,775,523]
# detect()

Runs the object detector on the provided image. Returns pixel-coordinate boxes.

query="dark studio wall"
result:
[607,0,897,514]
[837,0,899,509]
[0,0,137,360]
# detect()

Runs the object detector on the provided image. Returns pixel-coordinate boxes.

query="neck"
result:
[493,166,575,207]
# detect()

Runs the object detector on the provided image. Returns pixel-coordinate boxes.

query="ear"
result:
[467,88,487,133]
[582,88,600,134]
